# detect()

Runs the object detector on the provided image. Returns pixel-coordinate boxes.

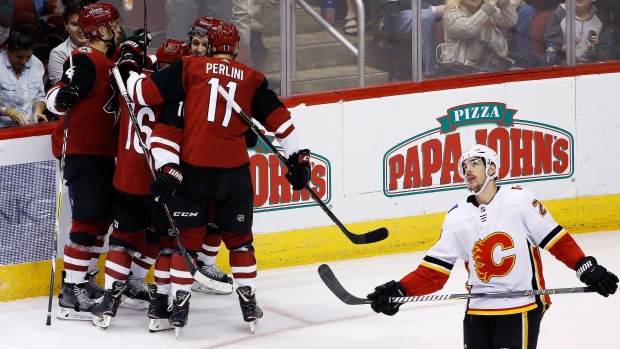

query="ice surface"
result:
[2,231,619,348]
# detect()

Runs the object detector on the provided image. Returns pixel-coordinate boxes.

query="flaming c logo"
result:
[471,232,516,282]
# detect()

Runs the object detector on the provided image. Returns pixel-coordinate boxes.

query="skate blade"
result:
[148,319,175,333]
[175,327,180,339]
[191,279,233,295]
[92,315,111,330]
[250,319,258,334]
[119,295,149,310]
[56,307,93,321]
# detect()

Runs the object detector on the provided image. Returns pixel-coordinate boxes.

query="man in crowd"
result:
[48,1,90,85]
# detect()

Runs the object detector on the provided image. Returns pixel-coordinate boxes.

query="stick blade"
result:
[347,227,389,245]
[318,264,369,305]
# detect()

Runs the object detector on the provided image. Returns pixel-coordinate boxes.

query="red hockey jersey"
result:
[113,70,163,195]
[127,56,296,170]
[47,46,119,158]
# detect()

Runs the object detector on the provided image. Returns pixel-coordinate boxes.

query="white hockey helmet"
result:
[458,144,500,195]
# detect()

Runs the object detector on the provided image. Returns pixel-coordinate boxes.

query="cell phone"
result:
[588,30,597,44]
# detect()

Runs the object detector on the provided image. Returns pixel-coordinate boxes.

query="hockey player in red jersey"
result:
[119,22,311,333]
[45,2,123,321]
[184,16,237,296]
[367,144,618,348]
[89,39,192,331]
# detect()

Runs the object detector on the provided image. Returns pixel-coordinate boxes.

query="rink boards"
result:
[1,69,620,301]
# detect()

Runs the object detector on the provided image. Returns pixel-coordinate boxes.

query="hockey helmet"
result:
[78,3,120,40]
[458,144,500,195]
[188,16,223,39]
[208,22,240,58]
[156,39,191,70]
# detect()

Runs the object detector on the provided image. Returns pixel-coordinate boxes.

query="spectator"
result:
[510,0,536,59]
[0,24,47,127]
[544,0,613,63]
[165,0,232,40]
[443,0,518,69]
[0,0,12,45]
[382,1,446,78]
[48,1,90,85]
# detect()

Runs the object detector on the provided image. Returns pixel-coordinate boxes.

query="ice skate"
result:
[120,272,150,310]
[236,286,263,334]
[169,290,191,339]
[91,281,126,330]
[84,269,105,299]
[147,284,174,333]
[192,260,234,295]
[56,279,97,321]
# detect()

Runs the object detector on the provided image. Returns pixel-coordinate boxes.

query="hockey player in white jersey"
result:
[367,144,618,349]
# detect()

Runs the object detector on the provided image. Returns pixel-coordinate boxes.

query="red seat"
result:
[529,10,555,57]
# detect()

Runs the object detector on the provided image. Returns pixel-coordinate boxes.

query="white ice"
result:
[2,231,619,348]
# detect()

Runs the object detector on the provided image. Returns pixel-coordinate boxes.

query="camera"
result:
[587,30,597,44]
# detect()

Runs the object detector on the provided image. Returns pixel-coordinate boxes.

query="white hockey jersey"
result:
[417,185,569,315]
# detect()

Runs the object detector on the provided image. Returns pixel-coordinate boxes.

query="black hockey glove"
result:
[55,86,79,111]
[367,280,407,316]
[150,164,183,204]
[244,129,258,148]
[120,29,152,57]
[576,256,619,297]
[285,149,311,190]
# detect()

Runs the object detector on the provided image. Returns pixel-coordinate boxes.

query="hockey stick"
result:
[46,53,74,326]
[216,86,388,245]
[111,67,213,286]
[142,0,147,68]
[318,264,595,305]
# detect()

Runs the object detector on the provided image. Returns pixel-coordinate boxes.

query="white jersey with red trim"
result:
[423,185,567,315]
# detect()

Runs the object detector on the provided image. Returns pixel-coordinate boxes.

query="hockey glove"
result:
[285,149,311,191]
[116,51,142,82]
[367,280,407,316]
[576,256,619,297]
[120,29,153,57]
[150,164,183,204]
[55,86,79,111]
[244,129,258,148]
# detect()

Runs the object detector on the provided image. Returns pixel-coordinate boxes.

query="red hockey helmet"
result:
[78,3,120,40]
[187,16,223,39]
[156,39,191,70]
[208,23,240,58]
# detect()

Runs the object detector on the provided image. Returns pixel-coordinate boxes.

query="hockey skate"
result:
[84,269,105,299]
[120,272,150,310]
[236,286,263,334]
[191,260,234,295]
[56,279,97,321]
[91,281,126,330]
[169,290,191,339]
[147,284,174,333]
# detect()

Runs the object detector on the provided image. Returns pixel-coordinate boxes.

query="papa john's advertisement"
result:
[383,102,574,197]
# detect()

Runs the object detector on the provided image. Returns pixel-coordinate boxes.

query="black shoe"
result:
[250,30,268,62]
[56,278,98,321]
[236,286,263,322]
[169,290,191,328]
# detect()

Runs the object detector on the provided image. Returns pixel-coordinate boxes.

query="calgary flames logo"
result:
[471,232,516,282]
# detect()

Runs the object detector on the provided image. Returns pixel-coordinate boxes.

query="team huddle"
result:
[45,2,310,336]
